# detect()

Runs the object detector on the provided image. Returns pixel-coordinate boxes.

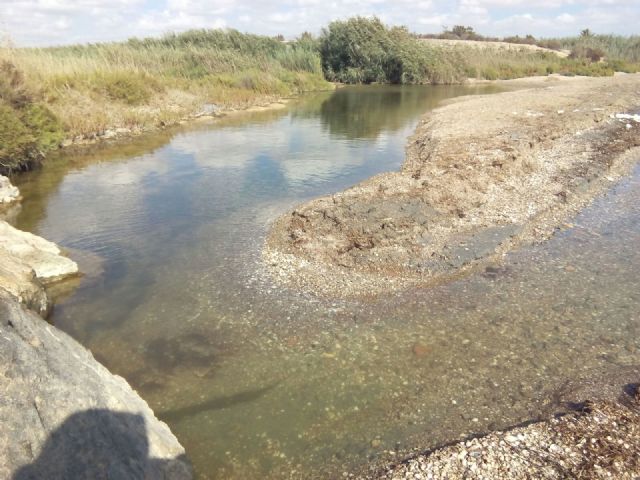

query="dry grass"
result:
[0,29,330,141]
[428,43,635,80]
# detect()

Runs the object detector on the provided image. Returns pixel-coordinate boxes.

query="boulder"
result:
[0,253,49,316]
[0,176,20,205]
[0,291,193,479]
[0,221,78,315]
[0,221,78,283]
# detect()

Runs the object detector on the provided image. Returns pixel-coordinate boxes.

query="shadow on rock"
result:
[13,409,192,480]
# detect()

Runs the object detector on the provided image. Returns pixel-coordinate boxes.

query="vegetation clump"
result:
[0,61,63,173]
[0,28,330,170]
[319,17,465,84]
[418,25,640,72]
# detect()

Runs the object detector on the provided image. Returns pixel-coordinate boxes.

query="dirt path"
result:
[420,38,569,57]
[263,74,640,297]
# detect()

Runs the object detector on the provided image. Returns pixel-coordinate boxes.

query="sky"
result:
[1,0,638,47]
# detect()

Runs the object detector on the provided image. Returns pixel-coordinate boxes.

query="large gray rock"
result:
[0,253,48,316]
[0,220,78,316]
[0,221,78,282]
[0,291,192,479]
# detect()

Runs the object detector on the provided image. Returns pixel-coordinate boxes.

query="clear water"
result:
[12,85,640,479]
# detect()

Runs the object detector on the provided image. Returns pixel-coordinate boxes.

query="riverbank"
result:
[264,74,640,297]
[378,386,640,479]
[0,30,330,173]
[0,177,191,478]
[5,23,640,174]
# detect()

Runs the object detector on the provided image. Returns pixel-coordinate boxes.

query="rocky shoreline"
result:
[0,176,192,479]
[378,388,640,479]
[264,74,640,297]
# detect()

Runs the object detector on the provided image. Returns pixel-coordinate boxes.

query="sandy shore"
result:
[264,74,640,297]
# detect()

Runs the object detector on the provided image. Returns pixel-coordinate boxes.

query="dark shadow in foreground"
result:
[13,409,192,480]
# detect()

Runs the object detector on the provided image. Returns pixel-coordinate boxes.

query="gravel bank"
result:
[264,74,640,297]
[377,386,640,480]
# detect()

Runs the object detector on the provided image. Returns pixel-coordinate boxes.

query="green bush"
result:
[319,17,465,84]
[569,46,606,62]
[481,67,499,80]
[98,72,156,105]
[0,60,30,108]
[0,102,36,172]
[23,104,65,151]
[0,62,64,173]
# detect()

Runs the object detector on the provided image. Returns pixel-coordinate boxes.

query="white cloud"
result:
[1,0,638,46]
[136,10,226,33]
[556,13,576,23]
[418,15,450,26]
[267,12,296,23]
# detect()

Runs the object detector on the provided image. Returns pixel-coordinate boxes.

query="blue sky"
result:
[1,0,638,46]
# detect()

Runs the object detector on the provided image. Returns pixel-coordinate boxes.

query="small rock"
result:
[412,343,431,357]
[0,176,20,205]
[505,435,519,444]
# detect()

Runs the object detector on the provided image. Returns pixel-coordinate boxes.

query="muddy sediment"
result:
[264,74,640,296]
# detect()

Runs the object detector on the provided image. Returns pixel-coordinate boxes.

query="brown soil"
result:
[264,74,640,297]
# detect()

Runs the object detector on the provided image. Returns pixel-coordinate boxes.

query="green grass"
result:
[319,17,466,85]
[0,61,64,173]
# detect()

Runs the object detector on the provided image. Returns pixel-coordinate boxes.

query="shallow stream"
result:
[12,85,640,479]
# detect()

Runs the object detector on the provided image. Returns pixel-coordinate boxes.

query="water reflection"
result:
[11,85,640,479]
[316,85,461,139]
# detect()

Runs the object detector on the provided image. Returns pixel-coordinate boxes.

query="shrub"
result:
[536,39,562,51]
[98,72,156,105]
[481,67,499,80]
[0,61,64,173]
[22,104,65,151]
[569,46,606,62]
[319,17,465,84]
[0,60,30,108]
[0,102,36,172]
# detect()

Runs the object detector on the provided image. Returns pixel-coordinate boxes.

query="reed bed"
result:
[2,23,638,173]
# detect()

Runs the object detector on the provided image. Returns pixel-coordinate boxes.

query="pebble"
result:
[412,343,431,357]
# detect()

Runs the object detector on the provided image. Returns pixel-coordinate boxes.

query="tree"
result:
[451,25,475,39]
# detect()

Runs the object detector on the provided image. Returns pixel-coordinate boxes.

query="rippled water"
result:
[12,85,640,479]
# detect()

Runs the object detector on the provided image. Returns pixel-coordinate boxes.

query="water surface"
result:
[13,85,640,479]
